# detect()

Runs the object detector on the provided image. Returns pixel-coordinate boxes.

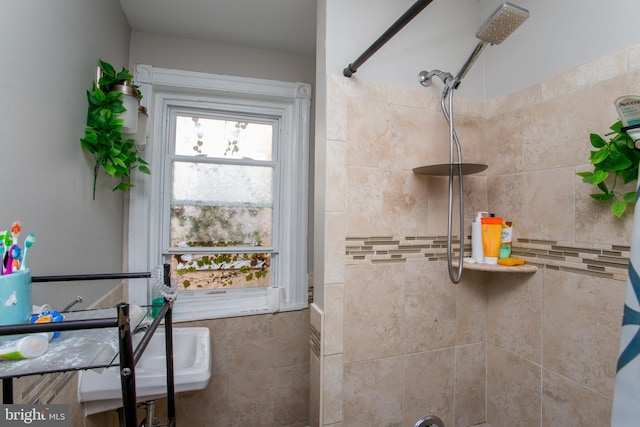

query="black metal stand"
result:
[164,304,176,426]
[0,267,176,427]
[343,0,435,77]
[32,272,151,282]
[116,303,137,426]
[2,375,13,404]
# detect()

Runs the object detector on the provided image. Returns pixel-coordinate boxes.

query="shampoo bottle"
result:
[481,216,503,264]
[499,221,513,259]
[472,212,488,263]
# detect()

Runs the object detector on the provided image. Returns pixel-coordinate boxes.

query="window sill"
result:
[169,286,307,322]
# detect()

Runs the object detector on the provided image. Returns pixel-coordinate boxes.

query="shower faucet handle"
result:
[414,414,445,427]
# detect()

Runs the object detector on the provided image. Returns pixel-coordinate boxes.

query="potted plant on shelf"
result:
[577,120,640,217]
[80,59,150,200]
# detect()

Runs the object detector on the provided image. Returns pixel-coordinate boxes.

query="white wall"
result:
[328,0,484,99]
[313,0,328,309]
[0,1,131,310]
[326,0,640,101]
[129,31,315,85]
[482,0,640,100]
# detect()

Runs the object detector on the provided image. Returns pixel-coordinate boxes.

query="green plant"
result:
[80,59,150,199]
[175,248,270,289]
[577,120,640,217]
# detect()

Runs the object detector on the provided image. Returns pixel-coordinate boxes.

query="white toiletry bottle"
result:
[614,95,640,142]
[472,211,488,263]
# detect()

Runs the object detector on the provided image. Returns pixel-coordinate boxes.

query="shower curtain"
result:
[611,178,640,426]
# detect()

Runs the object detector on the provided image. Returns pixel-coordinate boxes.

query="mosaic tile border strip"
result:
[346,236,630,281]
[310,324,321,360]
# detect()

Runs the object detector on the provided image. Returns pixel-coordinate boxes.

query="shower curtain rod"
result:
[343,0,435,77]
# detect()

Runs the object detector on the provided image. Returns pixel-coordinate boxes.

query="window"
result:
[169,114,274,290]
[127,65,311,322]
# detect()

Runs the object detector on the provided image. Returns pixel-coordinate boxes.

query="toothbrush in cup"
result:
[8,221,21,272]
[0,232,11,275]
[21,233,35,270]
[10,221,20,246]
[5,244,16,274]
[9,245,21,273]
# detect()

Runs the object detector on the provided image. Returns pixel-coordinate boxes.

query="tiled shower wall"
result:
[480,42,639,427]
[313,42,640,427]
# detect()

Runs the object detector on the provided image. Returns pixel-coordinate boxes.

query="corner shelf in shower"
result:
[412,163,488,176]
[461,262,537,273]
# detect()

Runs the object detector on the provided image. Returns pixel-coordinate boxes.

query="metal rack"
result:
[0,267,176,427]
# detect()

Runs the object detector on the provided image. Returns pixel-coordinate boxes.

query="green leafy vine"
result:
[80,60,150,199]
[577,120,640,217]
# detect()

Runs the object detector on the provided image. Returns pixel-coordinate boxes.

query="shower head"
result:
[476,2,530,45]
[453,2,529,85]
[418,2,529,90]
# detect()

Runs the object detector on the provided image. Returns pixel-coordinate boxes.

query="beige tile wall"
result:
[314,43,639,427]
[483,43,638,427]
[169,310,310,427]
[316,73,490,427]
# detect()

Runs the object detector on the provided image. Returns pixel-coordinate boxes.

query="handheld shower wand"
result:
[455,2,529,84]
[417,2,529,284]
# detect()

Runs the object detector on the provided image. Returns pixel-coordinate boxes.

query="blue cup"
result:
[0,269,32,326]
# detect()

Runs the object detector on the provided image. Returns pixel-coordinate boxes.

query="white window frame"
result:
[127,65,311,322]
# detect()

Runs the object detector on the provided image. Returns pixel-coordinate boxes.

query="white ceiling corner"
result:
[119,0,317,55]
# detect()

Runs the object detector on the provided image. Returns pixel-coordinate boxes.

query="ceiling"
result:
[119,0,317,56]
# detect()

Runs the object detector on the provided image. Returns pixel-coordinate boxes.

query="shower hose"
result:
[440,84,464,284]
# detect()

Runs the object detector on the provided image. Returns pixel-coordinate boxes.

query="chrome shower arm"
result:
[453,41,487,88]
[418,69,454,88]
[418,41,488,92]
